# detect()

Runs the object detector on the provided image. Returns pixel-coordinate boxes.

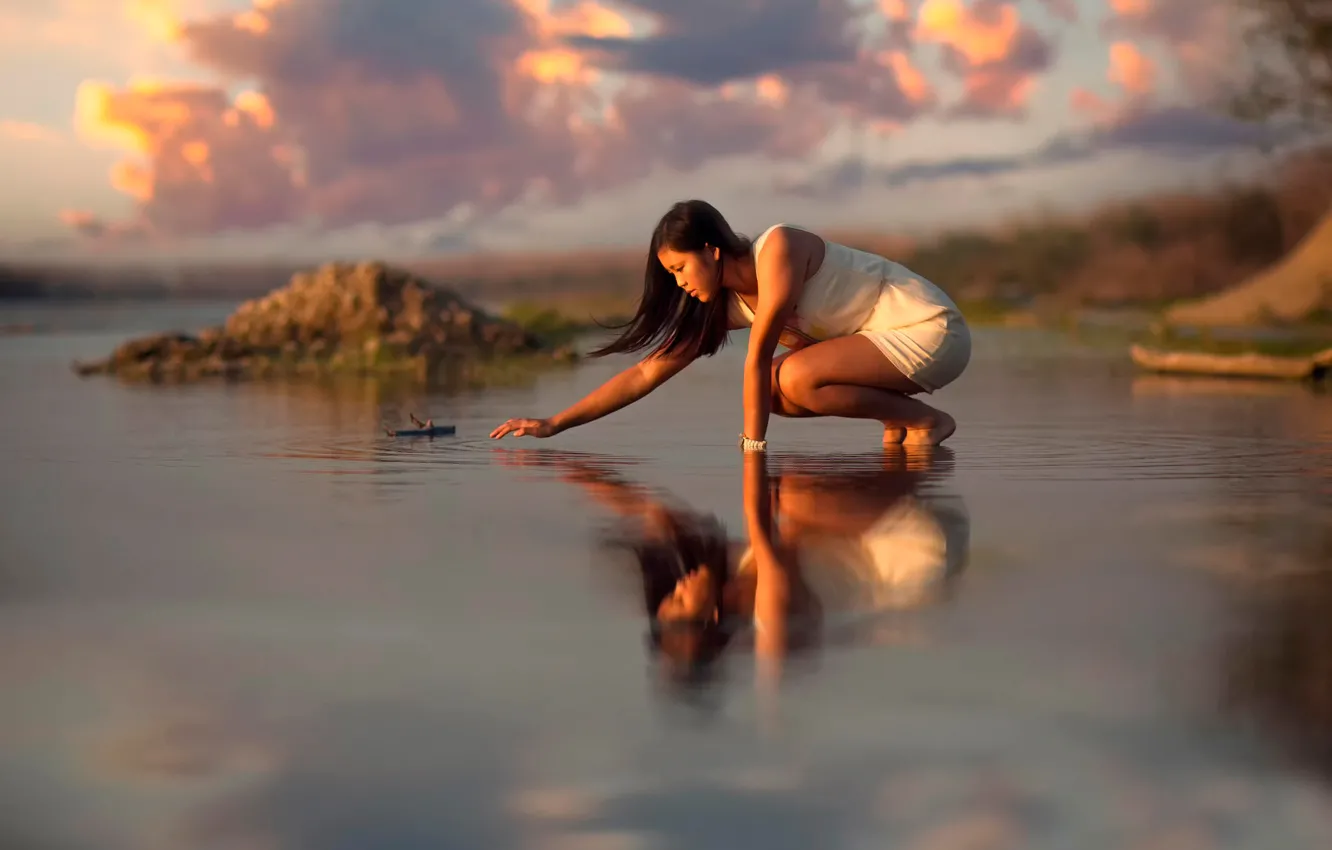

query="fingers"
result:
[489,418,534,439]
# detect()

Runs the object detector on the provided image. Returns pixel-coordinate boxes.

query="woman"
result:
[490,199,971,448]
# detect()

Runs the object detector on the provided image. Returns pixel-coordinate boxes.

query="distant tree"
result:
[1231,0,1332,129]
[1225,0,1332,239]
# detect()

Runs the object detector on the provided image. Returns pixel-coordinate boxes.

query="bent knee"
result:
[774,356,819,407]
[771,387,805,417]
[769,375,800,417]
[771,354,812,417]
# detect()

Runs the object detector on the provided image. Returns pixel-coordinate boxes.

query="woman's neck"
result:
[721,252,759,296]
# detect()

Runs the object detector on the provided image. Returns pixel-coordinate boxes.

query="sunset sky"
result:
[0,0,1276,261]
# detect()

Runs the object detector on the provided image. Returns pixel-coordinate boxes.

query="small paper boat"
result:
[384,412,457,437]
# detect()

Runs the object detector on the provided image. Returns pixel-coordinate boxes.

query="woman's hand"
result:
[489,417,559,439]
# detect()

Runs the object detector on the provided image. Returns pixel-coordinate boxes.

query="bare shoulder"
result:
[756,224,825,278]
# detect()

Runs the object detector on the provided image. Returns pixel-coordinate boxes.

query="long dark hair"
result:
[590,200,751,361]
[601,507,737,693]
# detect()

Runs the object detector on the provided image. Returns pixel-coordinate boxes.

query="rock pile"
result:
[73,261,577,382]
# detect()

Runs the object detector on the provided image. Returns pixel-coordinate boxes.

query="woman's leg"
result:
[769,349,816,418]
[772,335,955,445]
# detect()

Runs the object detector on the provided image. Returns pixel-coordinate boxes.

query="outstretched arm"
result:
[490,351,692,439]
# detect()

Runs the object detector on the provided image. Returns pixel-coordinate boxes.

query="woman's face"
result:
[657,245,722,302]
[656,564,719,622]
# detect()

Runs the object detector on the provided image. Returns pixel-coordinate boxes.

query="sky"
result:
[0,0,1283,262]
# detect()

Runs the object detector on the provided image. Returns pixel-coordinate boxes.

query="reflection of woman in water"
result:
[498,447,970,694]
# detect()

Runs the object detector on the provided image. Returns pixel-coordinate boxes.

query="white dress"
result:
[728,224,972,393]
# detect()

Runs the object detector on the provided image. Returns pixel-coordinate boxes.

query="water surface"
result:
[2,302,1331,849]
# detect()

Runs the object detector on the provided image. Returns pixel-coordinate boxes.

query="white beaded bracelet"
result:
[738,434,768,452]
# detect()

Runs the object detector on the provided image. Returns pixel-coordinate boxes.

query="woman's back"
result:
[729,224,961,343]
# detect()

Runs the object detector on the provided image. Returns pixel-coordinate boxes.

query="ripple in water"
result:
[255,433,653,478]
[958,425,1313,481]
[241,411,1321,486]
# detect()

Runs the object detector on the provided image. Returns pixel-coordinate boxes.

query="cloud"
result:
[0,0,195,61]
[57,209,107,238]
[880,0,911,20]
[914,0,1056,118]
[1065,104,1278,155]
[1035,0,1077,23]
[73,78,303,236]
[0,0,112,51]
[563,0,863,86]
[1069,86,1110,116]
[783,104,1279,197]
[1108,40,1156,97]
[54,0,1241,248]
[56,209,153,246]
[125,0,186,43]
[1102,0,1236,101]
[1070,38,1157,119]
[0,120,65,144]
[67,0,956,241]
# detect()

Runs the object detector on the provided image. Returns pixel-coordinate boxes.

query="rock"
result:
[113,332,199,364]
[73,260,579,384]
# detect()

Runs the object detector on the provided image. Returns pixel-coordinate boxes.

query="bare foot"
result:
[882,423,906,445]
[903,410,956,446]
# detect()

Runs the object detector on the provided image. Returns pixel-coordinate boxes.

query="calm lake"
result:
[2,300,1331,849]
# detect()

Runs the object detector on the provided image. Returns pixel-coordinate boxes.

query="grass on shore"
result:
[1135,325,1332,358]
[502,295,635,345]
[76,344,580,393]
